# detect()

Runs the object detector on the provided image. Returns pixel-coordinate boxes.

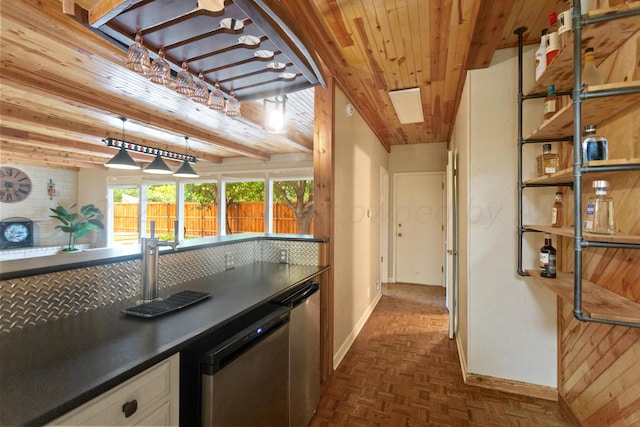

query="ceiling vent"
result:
[389,88,424,124]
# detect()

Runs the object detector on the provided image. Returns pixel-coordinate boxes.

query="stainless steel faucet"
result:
[140,221,179,303]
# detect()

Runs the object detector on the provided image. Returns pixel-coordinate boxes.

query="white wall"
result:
[452,46,557,387]
[332,86,389,368]
[389,143,447,173]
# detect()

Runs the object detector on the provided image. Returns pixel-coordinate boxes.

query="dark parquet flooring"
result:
[309,283,572,427]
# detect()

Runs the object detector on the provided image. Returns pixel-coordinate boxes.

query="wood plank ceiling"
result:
[1,0,561,171]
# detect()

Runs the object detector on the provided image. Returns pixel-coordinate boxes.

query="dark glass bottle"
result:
[539,234,557,278]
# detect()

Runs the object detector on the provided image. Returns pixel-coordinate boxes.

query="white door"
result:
[394,172,444,285]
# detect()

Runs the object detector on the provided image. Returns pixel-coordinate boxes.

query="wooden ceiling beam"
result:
[466,0,517,70]
[87,0,141,27]
[0,104,224,165]
[2,72,268,160]
[0,140,109,165]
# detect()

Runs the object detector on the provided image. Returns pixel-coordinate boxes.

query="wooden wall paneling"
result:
[314,75,335,382]
[557,32,640,425]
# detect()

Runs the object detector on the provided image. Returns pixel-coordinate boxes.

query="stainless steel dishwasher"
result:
[200,305,290,427]
[271,280,320,427]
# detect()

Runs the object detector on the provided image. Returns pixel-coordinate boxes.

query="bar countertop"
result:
[0,262,329,426]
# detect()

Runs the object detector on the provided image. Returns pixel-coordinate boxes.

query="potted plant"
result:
[49,203,104,252]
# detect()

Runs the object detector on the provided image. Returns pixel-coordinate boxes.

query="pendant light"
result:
[144,152,173,174]
[105,117,141,170]
[173,136,199,178]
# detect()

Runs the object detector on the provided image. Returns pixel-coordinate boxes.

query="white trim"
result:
[333,292,382,370]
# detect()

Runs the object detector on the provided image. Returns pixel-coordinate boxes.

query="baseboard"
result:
[455,333,557,402]
[465,373,558,401]
[455,333,468,383]
[333,291,382,370]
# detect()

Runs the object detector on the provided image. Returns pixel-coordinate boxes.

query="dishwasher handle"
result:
[280,281,319,307]
[201,307,289,375]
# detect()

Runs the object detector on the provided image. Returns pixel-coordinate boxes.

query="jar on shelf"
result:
[537,144,559,176]
[582,124,608,163]
[544,84,562,120]
[583,180,616,235]
[551,191,563,228]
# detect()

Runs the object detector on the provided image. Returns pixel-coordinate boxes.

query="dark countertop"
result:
[0,262,329,426]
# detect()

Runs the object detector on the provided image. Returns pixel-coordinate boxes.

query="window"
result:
[272,179,314,235]
[110,186,140,246]
[184,181,218,238]
[224,181,265,234]
[145,183,176,239]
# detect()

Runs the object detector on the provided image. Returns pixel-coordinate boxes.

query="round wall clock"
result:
[0,166,32,203]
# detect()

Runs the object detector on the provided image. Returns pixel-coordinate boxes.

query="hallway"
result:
[310,283,571,426]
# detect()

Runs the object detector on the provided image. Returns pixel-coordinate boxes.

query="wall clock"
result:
[0,167,32,203]
[0,218,34,249]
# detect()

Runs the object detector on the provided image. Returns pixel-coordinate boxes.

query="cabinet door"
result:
[48,354,179,426]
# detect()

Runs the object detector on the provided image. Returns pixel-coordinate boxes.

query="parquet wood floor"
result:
[310,283,572,427]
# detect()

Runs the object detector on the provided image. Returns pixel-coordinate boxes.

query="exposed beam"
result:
[466,0,517,70]
[88,0,142,27]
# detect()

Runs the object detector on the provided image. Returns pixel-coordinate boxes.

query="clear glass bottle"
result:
[540,233,557,278]
[544,85,561,120]
[582,124,608,163]
[535,29,548,81]
[545,13,560,65]
[582,47,604,87]
[551,192,563,228]
[583,180,616,235]
[537,144,560,176]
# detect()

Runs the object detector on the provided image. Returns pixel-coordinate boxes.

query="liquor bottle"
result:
[544,85,561,120]
[551,192,563,228]
[583,180,616,235]
[582,124,608,163]
[546,13,560,65]
[557,3,572,50]
[582,47,604,87]
[535,29,548,81]
[540,234,557,278]
[537,144,560,176]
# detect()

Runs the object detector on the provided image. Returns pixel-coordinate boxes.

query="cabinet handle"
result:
[122,399,138,418]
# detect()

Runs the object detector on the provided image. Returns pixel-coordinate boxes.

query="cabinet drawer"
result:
[48,353,179,426]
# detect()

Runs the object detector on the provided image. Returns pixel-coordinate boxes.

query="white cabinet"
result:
[48,353,179,426]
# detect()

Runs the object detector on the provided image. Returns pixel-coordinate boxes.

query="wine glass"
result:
[126,32,150,75]
[149,48,171,86]
[208,82,225,111]
[175,61,195,96]
[192,73,209,104]
[225,90,241,117]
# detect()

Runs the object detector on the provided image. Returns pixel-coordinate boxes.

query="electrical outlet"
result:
[375,281,381,292]
[279,249,289,264]
[225,252,235,270]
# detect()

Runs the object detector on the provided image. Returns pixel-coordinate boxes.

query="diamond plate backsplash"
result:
[0,239,319,333]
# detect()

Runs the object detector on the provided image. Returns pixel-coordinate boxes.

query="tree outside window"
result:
[272,180,314,234]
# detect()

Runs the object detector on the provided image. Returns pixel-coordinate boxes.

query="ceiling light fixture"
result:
[389,87,424,124]
[104,118,198,172]
[173,136,199,178]
[144,153,174,174]
[104,117,141,170]
[263,95,287,133]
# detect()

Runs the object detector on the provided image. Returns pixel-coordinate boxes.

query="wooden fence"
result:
[113,202,312,238]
